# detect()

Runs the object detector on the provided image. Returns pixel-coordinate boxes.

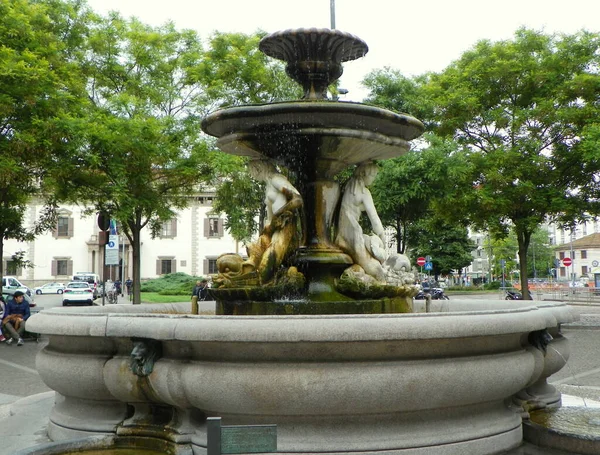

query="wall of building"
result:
[2,196,240,287]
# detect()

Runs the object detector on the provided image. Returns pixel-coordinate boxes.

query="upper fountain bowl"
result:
[259,28,368,100]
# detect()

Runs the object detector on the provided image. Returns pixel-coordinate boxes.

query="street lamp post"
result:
[570,232,576,286]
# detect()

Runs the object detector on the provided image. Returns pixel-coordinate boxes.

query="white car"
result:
[34,282,66,295]
[62,282,94,306]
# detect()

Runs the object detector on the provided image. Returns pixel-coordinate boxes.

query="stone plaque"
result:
[221,425,277,454]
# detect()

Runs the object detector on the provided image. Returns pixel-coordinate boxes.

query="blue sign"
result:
[108,241,115,248]
[424,262,433,271]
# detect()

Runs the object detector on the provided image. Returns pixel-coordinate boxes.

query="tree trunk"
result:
[396,219,403,254]
[516,229,532,300]
[131,224,142,304]
[125,216,143,305]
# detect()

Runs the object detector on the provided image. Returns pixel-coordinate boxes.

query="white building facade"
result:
[3,194,241,288]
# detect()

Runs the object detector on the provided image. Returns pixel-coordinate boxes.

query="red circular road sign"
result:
[562,257,572,267]
[417,257,426,267]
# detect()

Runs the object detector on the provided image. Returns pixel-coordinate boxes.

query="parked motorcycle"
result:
[414,287,450,300]
[505,290,523,300]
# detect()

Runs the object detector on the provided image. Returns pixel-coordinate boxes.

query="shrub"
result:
[140,273,207,295]
[484,281,502,290]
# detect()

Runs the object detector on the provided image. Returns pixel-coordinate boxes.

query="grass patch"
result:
[141,292,192,303]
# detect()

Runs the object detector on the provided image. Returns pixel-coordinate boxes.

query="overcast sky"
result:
[85,0,600,100]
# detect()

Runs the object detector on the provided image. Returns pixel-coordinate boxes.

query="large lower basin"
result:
[26,300,574,455]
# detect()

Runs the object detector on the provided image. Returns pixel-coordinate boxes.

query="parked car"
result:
[2,276,33,296]
[34,282,66,295]
[62,282,94,306]
[2,288,35,307]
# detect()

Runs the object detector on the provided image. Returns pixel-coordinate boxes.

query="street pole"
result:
[330,0,336,29]
[121,236,125,296]
[571,232,575,286]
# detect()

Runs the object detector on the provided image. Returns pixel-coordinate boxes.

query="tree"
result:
[56,14,214,304]
[204,32,301,243]
[408,216,475,279]
[198,31,301,107]
[424,29,600,299]
[0,0,88,288]
[370,134,472,254]
[210,156,264,243]
[362,67,434,127]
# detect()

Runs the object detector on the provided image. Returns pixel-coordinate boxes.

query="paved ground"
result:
[2,295,600,454]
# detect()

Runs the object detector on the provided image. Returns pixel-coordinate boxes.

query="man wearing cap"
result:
[2,290,30,346]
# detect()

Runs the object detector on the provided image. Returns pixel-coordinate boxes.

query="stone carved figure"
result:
[336,162,387,282]
[243,159,303,284]
[384,253,415,286]
[129,338,162,377]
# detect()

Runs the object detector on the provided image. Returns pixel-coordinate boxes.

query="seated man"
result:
[0,296,6,342]
[2,290,30,346]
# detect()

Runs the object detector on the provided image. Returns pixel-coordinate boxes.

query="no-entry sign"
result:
[417,257,426,267]
[562,257,572,267]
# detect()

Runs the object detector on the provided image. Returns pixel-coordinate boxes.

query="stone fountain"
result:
[24,28,581,455]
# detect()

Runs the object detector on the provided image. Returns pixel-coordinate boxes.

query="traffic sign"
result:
[425,255,432,262]
[562,257,572,267]
[424,262,433,271]
[416,257,426,267]
[593,260,599,267]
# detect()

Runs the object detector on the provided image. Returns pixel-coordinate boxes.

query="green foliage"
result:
[0,0,89,282]
[198,31,301,107]
[140,272,206,295]
[362,68,434,127]
[54,13,219,303]
[483,281,502,290]
[408,216,475,276]
[211,156,264,242]
[203,32,301,242]
[423,28,600,298]
[370,134,472,253]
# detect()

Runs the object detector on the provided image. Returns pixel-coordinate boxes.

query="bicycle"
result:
[107,289,118,305]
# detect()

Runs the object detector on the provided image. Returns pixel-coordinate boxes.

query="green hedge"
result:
[140,273,208,296]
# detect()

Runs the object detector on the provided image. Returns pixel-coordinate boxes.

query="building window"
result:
[52,258,73,276]
[204,217,223,238]
[204,258,218,274]
[3,257,22,276]
[5,260,17,275]
[581,250,587,259]
[559,252,565,259]
[160,219,177,239]
[582,266,589,275]
[156,257,176,275]
[197,196,214,206]
[54,215,74,238]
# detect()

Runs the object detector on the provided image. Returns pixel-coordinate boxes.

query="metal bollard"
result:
[425,293,432,313]
[191,295,198,315]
